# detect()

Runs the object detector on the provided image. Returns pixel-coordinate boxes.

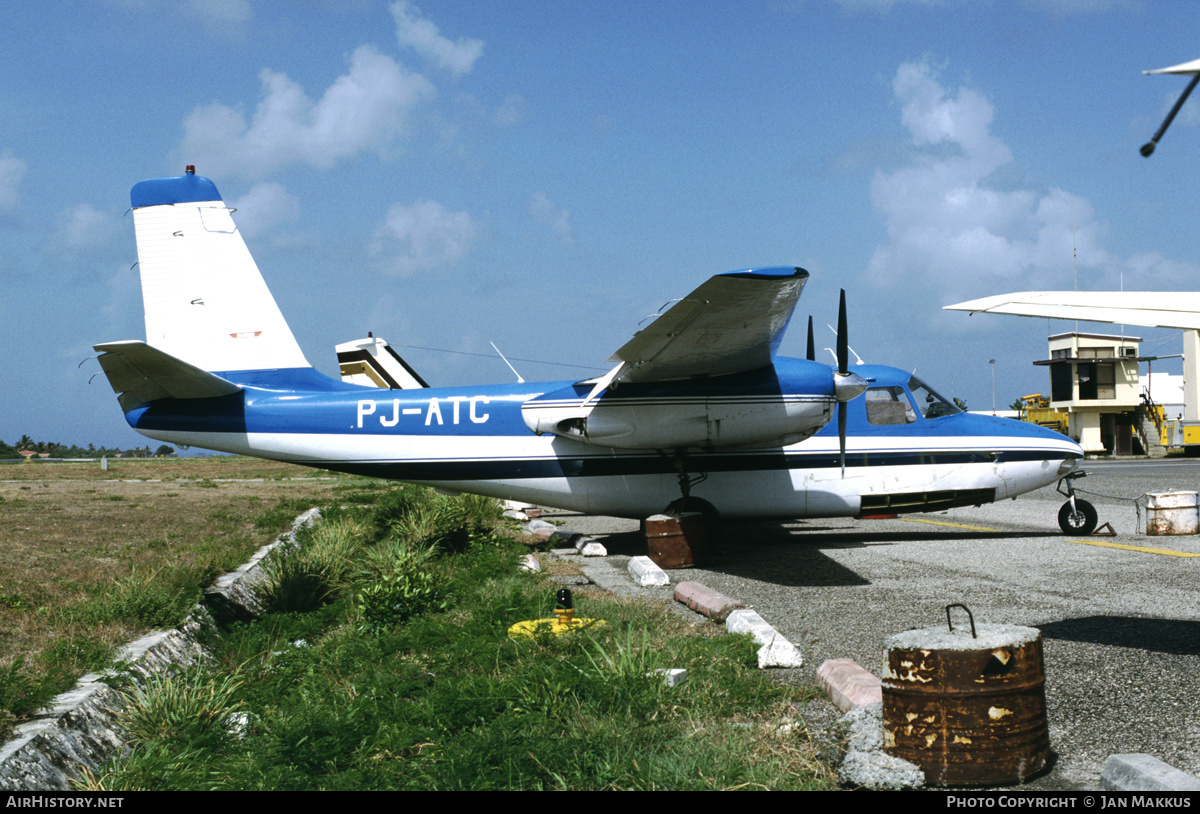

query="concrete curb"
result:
[673,581,744,621]
[725,609,803,668]
[1101,754,1200,792]
[816,659,883,712]
[628,556,669,586]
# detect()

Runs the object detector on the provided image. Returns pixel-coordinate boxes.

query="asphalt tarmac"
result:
[550,458,1200,791]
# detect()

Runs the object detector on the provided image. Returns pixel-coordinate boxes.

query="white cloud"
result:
[59,204,120,249]
[390,1,483,79]
[370,199,477,275]
[177,45,436,178]
[528,192,575,246]
[495,94,528,128]
[0,152,27,210]
[864,61,1198,299]
[228,182,300,239]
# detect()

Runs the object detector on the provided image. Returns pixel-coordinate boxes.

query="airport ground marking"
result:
[898,517,1001,532]
[1068,538,1200,557]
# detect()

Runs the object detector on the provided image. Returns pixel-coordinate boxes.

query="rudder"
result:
[130,167,310,374]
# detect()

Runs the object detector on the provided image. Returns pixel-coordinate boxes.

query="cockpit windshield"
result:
[908,375,961,419]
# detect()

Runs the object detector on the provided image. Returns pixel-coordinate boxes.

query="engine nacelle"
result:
[522,389,834,450]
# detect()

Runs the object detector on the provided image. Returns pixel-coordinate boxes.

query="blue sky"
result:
[3,0,1199,448]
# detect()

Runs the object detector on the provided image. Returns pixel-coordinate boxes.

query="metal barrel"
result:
[644,512,707,568]
[881,622,1050,786]
[1144,490,1200,535]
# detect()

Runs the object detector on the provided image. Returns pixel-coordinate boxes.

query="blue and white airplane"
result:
[93,169,1085,530]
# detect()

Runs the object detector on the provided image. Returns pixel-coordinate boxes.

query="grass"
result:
[74,485,837,791]
[0,456,359,739]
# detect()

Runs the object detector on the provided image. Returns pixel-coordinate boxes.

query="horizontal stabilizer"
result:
[94,340,242,412]
[608,267,807,384]
[944,291,1200,331]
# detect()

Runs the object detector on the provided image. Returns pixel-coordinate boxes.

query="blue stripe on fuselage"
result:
[127,360,841,437]
[127,366,567,437]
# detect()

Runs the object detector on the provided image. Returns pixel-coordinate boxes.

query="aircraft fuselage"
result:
[124,358,1081,520]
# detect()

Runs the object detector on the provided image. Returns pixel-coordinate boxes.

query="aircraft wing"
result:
[605,267,808,384]
[94,340,242,412]
[1145,58,1200,76]
[944,291,1200,331]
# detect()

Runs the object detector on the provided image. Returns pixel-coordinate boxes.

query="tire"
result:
[1058,499,1098,536]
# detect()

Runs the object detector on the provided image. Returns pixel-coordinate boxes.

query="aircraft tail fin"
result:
[335,335,429,389]
[128,167,311,373]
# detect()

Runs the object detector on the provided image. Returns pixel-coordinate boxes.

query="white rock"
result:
[651,668,688,687]
[628,555,669,586]
[725,609,803,668]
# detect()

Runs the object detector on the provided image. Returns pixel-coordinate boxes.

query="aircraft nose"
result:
[834,370,868,403]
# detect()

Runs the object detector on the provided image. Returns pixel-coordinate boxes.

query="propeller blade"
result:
[830,289,864,478]
[838,290,848,476]
[839,400,847,478]
[837,289,849,376]
[806,316,815,362]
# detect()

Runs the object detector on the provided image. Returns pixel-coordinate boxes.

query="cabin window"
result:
[907,376,962,419]
[865,387,917,425]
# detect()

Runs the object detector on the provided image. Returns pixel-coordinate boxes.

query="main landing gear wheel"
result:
[1058,499,1097,536]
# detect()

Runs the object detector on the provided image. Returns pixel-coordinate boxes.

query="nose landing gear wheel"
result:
[1058,499,1097,536]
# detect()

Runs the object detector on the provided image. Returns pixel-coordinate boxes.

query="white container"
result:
[1144,490,1199,535]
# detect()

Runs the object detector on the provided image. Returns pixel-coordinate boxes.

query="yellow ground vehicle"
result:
[1018,394,1068,435]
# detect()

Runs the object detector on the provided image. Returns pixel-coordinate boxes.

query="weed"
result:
[372,486,500,550]
[256,518,369,612]
[0,592,31,610]
[354,542,447,632]
[0,657,46,731]
[38,635,112,675]
[254,497,329,534]
[63,565,216,630]
[119,669,246,750]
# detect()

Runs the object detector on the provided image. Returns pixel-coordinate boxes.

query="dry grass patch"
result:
[0,457,359,738]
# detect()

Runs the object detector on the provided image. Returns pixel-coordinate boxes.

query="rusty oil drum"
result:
[881,612,1049,786]
[644,512,707,568]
